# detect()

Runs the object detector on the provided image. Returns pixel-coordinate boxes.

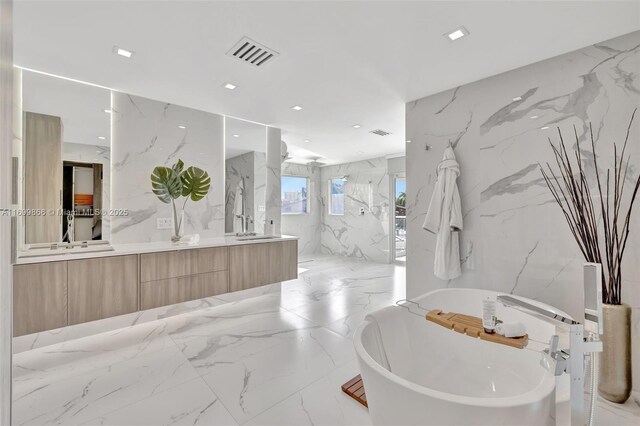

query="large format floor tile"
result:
[12,254,635,426]
[197,322,354,423]
[82,378,238,426]
[13,344,199,425]
[245,360,370,426]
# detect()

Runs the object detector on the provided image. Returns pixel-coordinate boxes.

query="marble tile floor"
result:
[11,254,640,425]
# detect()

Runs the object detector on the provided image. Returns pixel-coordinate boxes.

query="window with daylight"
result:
[329,178,345,215]
[281,176,309,214]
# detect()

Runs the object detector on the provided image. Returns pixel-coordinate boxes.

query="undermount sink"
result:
[20,241,115,258]
[234,235,277,241]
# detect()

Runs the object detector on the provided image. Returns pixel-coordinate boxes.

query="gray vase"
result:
[598,303,632,403]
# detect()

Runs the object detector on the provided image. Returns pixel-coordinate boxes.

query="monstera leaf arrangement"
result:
[151,159,211,241]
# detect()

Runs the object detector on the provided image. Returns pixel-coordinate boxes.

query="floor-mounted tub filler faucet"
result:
[497,263,604,426]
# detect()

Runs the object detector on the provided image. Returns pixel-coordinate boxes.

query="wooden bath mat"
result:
[341,374,368,407]
[426,310,528,349]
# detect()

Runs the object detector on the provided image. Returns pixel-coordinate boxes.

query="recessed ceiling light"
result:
[97,136,106,140]
[304,139,310,143]
[406,140,412,144]
[113,46,134,58]
[512,97,522,101]
[233,134,240,138]
[291,105,303,111]
[530,115,539,119]
[223,82,237,90]
[541,126,549,130]
[445,26,469,41]
[178,125,186,129]
[353,124,361,129]
[103,109,111,114]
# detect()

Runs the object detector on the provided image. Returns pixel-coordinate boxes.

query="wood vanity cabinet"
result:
[139,247,229,310]
[67,255,138,325]
[229,240,298,292]
[13,239,297,335]
[13,261,68,336]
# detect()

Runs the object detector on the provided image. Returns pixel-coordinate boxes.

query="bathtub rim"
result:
[353,288,559,409]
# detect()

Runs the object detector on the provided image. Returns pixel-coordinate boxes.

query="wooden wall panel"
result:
[24,112,62,244]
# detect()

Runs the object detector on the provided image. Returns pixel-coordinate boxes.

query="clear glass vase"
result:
[171,208,184,243]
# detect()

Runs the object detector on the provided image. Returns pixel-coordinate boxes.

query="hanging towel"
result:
[423,146,463,280]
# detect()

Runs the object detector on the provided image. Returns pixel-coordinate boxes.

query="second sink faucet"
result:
[235,176,253,235]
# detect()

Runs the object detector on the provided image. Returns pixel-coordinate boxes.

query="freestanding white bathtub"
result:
[354,289,570,426]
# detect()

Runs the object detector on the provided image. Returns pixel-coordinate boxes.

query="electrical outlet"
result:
[157,217,173,229]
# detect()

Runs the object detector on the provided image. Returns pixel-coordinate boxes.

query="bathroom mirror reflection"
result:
[224,117,267,235]
[19,69,111,246]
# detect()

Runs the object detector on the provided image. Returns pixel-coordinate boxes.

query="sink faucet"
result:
[497,294,602,426]
[235,176,254,235]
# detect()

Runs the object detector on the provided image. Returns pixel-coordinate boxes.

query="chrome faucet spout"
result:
[497,294,602,426]
[496,295,579,328]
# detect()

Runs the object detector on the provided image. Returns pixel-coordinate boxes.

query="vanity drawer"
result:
[140,247,228,282]
[13,262,68,336]
[191,247,228,275]
[229,240,298,292]
[67,255,139,325]
[140,270,229,310]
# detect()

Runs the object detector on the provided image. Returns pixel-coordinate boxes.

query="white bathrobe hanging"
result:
[423,146,463,280]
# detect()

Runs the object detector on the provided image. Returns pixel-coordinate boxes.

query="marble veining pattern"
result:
[320,158,391,263]
[265,127,282,235]
[110,93,225,243]
[12,255,639,425]
[12,255,404,425]
[406,31,640,391]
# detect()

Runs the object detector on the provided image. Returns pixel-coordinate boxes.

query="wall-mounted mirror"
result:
[224,118,267,235]
[19,69,111,246]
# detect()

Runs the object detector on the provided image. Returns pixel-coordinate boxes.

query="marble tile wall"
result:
[253,151,267,235]
[406,31,640,391]
[281,162,322,255]
[110,93,225,243]
[320,157,391,263]
[62,142,111,239]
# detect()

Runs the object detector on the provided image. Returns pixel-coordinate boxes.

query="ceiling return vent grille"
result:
[369,129,392,137]
[227,36,279,67]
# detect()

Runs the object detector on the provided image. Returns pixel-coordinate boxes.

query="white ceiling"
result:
[14,1,640,165]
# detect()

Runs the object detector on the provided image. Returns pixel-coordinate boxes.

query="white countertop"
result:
[15,235,299,265]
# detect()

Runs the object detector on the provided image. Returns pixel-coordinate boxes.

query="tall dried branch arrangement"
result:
[540,109,639,305]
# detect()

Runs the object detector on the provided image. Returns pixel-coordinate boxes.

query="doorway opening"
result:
[393,175,406,263]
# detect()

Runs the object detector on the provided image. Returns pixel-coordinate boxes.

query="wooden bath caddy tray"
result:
[342,374,368,408]
[426,310,528,349]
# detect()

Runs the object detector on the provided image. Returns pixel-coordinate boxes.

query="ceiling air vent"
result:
[369,129,392,137]
[227,36,279,67]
